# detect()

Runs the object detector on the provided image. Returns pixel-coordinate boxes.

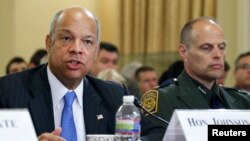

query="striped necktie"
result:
[61,91,77,141]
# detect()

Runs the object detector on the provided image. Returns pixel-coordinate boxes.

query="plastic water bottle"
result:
[115,95,141,141]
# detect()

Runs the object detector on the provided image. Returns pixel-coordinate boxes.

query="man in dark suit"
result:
[140,17,250,141]
[0,7,128,141]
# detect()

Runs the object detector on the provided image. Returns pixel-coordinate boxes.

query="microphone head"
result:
[133,96,141,108]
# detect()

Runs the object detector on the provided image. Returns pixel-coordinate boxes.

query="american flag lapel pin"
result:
[97,114,103,120]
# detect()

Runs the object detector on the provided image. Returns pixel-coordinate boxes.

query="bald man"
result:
[141,17,250,141]
[0,7,128,141]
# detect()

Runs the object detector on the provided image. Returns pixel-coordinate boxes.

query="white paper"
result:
[0,109,37,141]
[163,109,250,141]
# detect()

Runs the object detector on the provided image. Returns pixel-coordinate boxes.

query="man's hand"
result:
[38,128,65,141]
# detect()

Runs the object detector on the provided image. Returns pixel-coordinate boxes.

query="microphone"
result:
[134,97,169,124]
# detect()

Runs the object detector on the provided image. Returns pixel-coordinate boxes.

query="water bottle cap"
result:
[123,95,135,103]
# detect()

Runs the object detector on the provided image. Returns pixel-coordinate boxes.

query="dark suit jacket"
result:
[0,64,128,136]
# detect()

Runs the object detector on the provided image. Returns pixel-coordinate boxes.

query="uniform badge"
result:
[141,90,159,114]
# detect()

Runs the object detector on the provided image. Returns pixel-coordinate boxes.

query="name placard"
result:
[0,109,37,141]
[163,109,250,141]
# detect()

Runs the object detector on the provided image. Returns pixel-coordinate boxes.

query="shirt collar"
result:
[47,66,83,108]
[184,71,220,102]
[184,71,217,94]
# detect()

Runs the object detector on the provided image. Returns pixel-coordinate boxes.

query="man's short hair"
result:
[135,65,155,81]
[6,57,26,74]
[99,42,119,54]
[234,51,250,70]
[158,60,184,84]
[30,49,47,66]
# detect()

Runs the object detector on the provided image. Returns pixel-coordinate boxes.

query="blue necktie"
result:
[61,91,77,141]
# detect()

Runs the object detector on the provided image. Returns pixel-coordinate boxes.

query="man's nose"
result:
[213,46,224,59]
[70,40,83,55]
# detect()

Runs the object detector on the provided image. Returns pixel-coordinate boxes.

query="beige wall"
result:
[217,0,250,87]
[0,0,249,87]
[0,0,15,75]
[0,0,120,76]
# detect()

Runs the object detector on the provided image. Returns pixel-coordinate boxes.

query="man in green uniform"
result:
[140,17,250,141]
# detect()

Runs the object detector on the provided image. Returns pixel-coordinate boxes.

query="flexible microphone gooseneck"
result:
[121,84,169,124]
[134,97,169,124]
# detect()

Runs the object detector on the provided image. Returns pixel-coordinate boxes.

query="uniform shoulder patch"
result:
[141,90,159,114]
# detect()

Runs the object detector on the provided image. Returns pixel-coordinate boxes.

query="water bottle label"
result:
[115,119,140,134]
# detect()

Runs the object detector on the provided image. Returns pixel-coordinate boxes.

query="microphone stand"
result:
[134,97,169,124]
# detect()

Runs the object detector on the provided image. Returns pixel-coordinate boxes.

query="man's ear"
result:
[45,35,52,52]
[179,44,187,58]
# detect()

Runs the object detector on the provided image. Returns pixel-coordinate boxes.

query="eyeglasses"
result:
[236,63,250,70]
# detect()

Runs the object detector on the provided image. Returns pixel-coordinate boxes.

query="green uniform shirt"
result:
[140,71,250,141]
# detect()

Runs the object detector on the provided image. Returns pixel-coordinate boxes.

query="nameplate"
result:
[0,109,37,141]
[163,109,250,141]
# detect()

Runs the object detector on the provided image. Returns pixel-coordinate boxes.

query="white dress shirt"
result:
[47,66,86,141]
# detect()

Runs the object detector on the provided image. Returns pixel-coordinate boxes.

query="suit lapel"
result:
[177,72,210,109]
[27,65,54,135]
[83,77,105,134]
